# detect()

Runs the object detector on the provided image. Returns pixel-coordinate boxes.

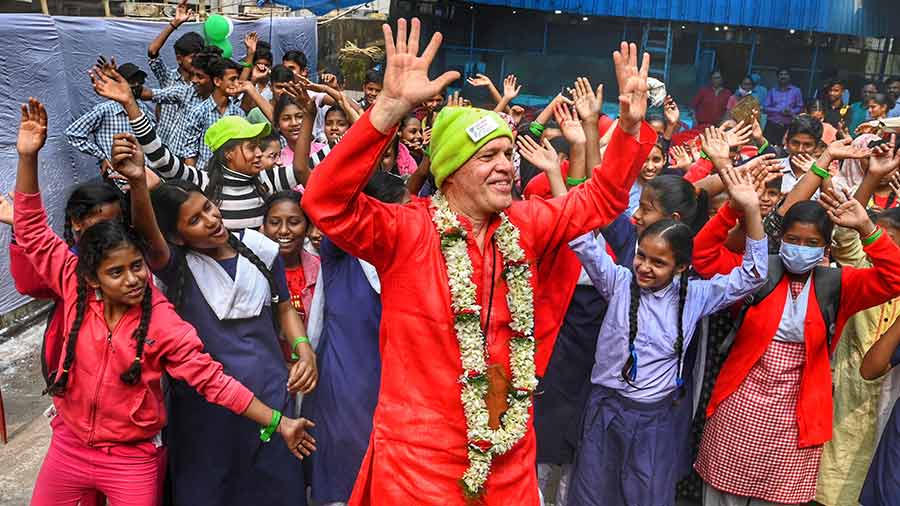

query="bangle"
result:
[566,176,588,186]
[810,162,830,180]
[529,121,545,137]
[699,150,710,160]
[239,60,252,69]
[291,336,310,361]
[861,226,883,246]
[757,140,769,153]
[259,409,282,443]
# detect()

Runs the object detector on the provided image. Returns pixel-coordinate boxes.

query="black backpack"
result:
[721,255,843,352]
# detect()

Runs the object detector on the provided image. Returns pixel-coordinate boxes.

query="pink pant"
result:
[31,417,165,506]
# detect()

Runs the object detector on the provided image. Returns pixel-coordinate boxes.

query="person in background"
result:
[358,69,383,111]
[847,81,880,134]
[866,93,895,127]
[885,78,900,118]
[726,76,755,112]
[763,68,804,147]
[776,114,823,194]
[282,50,310,79]
[822,80,849,130]
[807,99,838,144]
[691,71,732,130]
[66,62,156,180]
[750,73,767,105]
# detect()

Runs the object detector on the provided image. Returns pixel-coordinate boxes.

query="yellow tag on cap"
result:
[466,115,499,143]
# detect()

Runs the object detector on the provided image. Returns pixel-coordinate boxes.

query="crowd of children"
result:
[5,6,900,506]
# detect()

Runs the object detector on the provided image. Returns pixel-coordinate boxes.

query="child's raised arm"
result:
[861,318,900,380]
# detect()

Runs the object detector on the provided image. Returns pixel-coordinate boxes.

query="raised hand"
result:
[700,126,730,168]
[0,192,13,226]
[790,152,816,174]
[750,112,766,145]
[110,133,145,182]
[826,137,871,161]
[319,72,338,88]
[466,74,493,88]
[372,18,460,132]
[502,74,521,99]
[17,98,48,156]
[244,32,258,55]
[670,145,693,171]
[889,171,900,196]
[90,65,134,105]
[173,0,194,26]
[446,90,464,108]
[516,135,559,175]
[278,417,317,460]
[612,41,650,137]
[422,127,432,147]
[820,188,875,234]
[663,95,679,125]
[283,81,316,114]
[572,77,603,123]
[742,153,781,195]
[720,162,759,213]
[724,121,753,148]
[867,138,900,178]
[554,103,586,145]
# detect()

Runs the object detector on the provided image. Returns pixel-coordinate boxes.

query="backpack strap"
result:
[812,265,843,350]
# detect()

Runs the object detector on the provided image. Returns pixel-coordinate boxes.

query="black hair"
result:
[270,64,295,84]
[644,175,709,234]
[776,67,791,76]
[191,46,224,76]
[887,77,900,86]
[255,46,274,66]
[622,219,693,390]
[282,50,308,70]
[869,92,897,112]
[149,180,279,309]
[786,114,824,143]
[203,139,270,205]
[174,31,205,57]
[364,69,384,86]
[806,98,826,114]
[324,66,345,85]
[208,58,242,81]
[765,175,783,190]
[273,94,302,134]
[46,221,152,396]
[364,171,408,204]
[782,200,834,243]
[877,207,900,229]
[257,132,282,150]
[264,190,303,219]
[63,183,123,246]
[325,106,349,123]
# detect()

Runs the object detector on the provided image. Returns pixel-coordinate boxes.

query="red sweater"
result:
[303,111,654,506]
[694,203,900,447]
[13,191,254,446]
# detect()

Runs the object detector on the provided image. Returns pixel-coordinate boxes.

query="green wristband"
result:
[239,60,252,69]
[699,150,710,161]
[861,226,883,247]
[810,162,830,180]
[757,140,769,154]
[259,409,282,443]
[529,121,545,137]
[291,336,310,361]
[566,176,588,186]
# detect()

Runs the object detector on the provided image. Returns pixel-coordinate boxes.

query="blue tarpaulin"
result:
[0,14,317,314]
[270,0,368,16]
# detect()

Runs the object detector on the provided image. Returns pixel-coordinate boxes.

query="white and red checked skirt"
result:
[694,341,823,504]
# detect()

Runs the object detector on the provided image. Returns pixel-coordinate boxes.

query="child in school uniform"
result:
[693,188,900,505]
[113,132,319,506]
[15,99,315,506]
[566,164,769,506]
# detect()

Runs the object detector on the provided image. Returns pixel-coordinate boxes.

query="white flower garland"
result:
[430,191,538,499]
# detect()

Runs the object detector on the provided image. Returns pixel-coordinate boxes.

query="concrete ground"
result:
[0,322,49,506]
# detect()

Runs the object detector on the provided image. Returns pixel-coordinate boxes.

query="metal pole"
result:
[747,32,758,76]
[469,8,475,64]
[808,40,819,98]
[543,18,549,55]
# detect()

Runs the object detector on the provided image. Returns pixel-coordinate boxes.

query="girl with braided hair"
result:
[15,99,317,505]
[565,162,769,506]
[111,130,318,505]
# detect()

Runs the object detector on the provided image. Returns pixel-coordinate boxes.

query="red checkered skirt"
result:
[694,341,822,503]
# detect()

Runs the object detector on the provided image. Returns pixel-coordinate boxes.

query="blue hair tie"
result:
[628,344,638,381]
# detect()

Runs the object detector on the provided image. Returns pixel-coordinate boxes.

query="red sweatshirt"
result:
[694,203,900,446]
[302,111,654,506]
[13,191,254,447]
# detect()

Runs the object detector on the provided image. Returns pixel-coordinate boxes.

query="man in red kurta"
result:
[303,19,655,505]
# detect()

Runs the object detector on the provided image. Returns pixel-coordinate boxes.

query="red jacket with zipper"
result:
[13,191,254,447]
[694,203,900,447]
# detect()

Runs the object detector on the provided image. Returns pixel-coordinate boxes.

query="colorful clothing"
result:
[860,342,900,506]
[691,86,732,128]
[302,111,655,505]
[65,100,155,162]
[763,85,804,127]
[177,95,246,167]
[284,251,320,323]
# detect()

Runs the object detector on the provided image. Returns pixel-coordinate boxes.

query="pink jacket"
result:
[13,192,254,447]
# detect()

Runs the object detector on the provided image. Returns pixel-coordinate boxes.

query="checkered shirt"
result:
[65,100,155,162]
[177,96,246,169]
[148,57,203,152]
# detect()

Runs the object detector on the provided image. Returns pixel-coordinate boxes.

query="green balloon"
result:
[208,38,233,59]
[204,14,230,41]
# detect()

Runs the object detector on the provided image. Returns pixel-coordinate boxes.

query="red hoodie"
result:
[13,191,254,447]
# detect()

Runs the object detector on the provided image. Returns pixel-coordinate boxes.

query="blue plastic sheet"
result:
[270,0,366,17]
[0,14,317,313]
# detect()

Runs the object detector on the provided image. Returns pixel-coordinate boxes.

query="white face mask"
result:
[779,242,825,274]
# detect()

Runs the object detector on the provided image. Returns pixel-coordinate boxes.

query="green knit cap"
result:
[429,107,513,187]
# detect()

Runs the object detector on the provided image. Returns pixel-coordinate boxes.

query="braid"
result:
[63,221,75,246]
[674,270,689,384]
[168,253,190,310]
[227,234,279,304]
[621,276,641,383]
[120,287,153,385]
[45,277,88,396]
[250,177,271,202]
[204,162,226,207]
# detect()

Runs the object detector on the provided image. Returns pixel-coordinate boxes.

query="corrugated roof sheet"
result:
[467,0,898,37]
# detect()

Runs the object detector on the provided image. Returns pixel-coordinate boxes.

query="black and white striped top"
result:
[130,112,299,230]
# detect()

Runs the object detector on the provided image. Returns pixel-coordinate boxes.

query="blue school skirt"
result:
[860,401,900,506]
[568,385,693,506]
